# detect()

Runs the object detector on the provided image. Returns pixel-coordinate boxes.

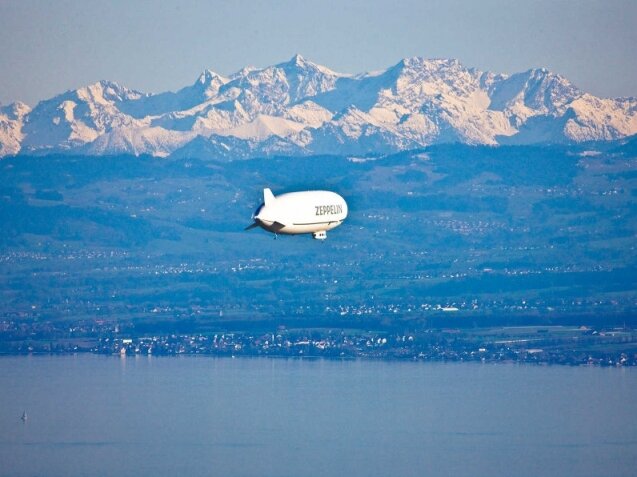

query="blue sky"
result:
[1,0,635,106]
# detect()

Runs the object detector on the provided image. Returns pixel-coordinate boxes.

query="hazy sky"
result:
[1,0,635,106]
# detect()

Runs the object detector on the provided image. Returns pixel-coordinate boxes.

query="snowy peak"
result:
[196,69,225,85]
[279,57,342,104]
[0,102,31,156]
[398,56,461,71]
[390,56,481,98]
[276,54,342,77]
[489,68,581,115]
[85,80,145,103]
[1,101,31,120]
[1,56,635,158]
[277,53,310,69]
[226,54,342,108]
[195,70,228,98]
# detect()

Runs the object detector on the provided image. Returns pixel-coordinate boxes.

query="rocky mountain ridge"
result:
[1,55,635,158]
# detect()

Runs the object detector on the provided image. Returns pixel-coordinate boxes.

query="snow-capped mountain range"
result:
[1,55,636,158]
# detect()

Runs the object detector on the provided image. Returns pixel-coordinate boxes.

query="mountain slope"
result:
[0,102,30,156]
[2,56,636,158]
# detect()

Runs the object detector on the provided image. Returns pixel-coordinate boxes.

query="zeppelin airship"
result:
[245,188,348,240]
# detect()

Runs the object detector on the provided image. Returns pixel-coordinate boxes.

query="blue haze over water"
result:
[0,356,636,477]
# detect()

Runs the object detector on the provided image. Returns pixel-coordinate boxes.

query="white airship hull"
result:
[249,189,348,240]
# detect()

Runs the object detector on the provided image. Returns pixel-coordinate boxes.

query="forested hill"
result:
[1,140,636,330]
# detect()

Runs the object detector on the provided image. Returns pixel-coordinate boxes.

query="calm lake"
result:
[0,355,635,477]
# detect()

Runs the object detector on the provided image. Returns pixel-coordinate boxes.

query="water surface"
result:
[1,356,635,477]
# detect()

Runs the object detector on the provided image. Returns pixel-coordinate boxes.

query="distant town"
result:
[2,319,636,367]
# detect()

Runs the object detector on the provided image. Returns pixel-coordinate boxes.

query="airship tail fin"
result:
[263,188,275,206]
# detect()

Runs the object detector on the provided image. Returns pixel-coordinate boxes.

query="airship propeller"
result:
[244,191,265,230]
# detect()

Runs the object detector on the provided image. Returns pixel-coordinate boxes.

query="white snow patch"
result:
[219,115,306,140]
